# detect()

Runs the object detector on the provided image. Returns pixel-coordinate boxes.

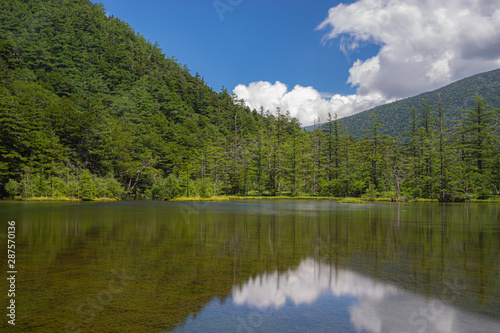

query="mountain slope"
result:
[306,68,500,138]
[0,0,267,197]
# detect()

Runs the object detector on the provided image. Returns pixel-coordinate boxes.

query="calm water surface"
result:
[0,200,499,332]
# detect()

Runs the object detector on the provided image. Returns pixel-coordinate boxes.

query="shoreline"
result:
[2,196,499,203]
[168,196,500,203]
[1,197,119,202]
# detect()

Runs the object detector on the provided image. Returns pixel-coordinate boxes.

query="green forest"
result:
[1,0,499,202]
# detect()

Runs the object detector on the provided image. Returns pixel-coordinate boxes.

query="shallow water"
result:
[0,200,499,332]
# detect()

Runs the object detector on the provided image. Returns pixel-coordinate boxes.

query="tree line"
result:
[3,91,499,201]
[0,0,499,201]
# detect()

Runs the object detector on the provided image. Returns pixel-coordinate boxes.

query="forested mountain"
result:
[335,68,500,138]
[1,0,499,201]
[0,0,279,198]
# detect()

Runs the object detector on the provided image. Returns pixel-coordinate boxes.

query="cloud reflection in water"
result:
[232,259,500,333]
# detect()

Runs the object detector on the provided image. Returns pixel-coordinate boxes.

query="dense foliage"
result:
[1,0,499,201]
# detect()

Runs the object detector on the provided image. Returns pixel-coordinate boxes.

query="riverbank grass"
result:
[16,197,119,202]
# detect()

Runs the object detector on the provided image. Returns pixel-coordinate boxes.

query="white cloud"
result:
[234,0,500,126]
[318,0,500,99]
[233,81,388,126]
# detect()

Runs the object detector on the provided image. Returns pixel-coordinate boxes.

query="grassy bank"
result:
[170,195,342,202]
[5,195,499,203]
[10,197,119,202]
[469,198,500,203]
[24,196,81,202]
[169,195,500,203]
[171,196,365,203]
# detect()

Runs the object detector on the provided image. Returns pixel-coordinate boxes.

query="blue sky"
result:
[97,0,500,126]
[98,0,368,95]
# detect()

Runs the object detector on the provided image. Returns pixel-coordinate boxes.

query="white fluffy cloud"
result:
[233,81,387,126]
[318,0,500,99]
[234,0,500,126]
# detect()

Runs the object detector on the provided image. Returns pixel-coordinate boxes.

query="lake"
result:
[0,200,499,332]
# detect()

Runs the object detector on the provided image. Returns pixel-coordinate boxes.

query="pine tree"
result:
[458,96,499,197]
[366,113,383,189]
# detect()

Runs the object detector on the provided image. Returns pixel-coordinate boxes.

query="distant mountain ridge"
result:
[305,68,500,138]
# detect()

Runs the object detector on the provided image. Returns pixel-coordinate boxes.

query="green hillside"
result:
[336,68,500,138]
[0,0,285,198]
[1,0,499,202]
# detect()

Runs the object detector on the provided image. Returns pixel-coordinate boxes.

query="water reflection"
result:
[228,259,500,333]
[1,201,499,332]
[233,259,398,309]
